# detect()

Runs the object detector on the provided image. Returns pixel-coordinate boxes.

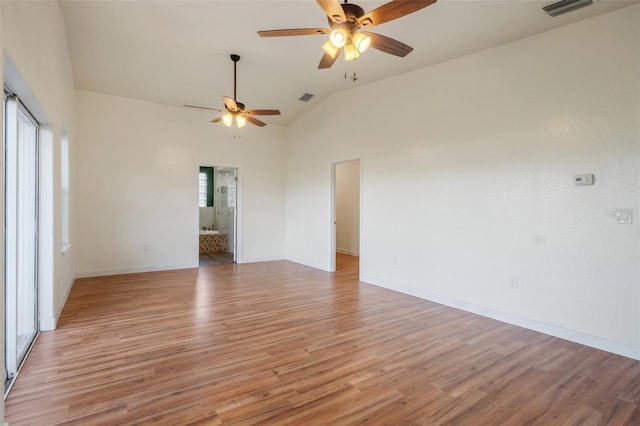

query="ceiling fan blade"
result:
[184,104,223,112]
[245,115,267,127]
[211,116,223,123]
[258,28,330,37]
[318,48,342,69]
[245,109,281,116]
[357,0,437,28]
[362,31,413,57]
[223,96,239,112]
[316,0,346,23]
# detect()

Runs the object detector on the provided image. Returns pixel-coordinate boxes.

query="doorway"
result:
[198,165,238,266]
[4,94,39,392]
[332,159,361,275]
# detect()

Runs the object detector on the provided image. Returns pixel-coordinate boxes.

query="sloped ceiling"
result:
[58,0,638,126]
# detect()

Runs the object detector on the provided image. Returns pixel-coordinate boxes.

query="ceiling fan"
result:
[184,54,281,128]
[258,0,437,69]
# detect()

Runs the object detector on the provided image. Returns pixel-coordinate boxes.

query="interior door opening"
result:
[198,165,238,266]
[332,159,361,275]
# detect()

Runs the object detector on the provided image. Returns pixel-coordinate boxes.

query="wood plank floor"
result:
[199,251,235,266]
[5,254,640,425]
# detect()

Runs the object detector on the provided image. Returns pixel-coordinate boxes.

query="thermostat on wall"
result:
[574,174,594,186]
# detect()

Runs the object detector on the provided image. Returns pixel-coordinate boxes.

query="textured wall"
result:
[286,6,640,353]
[75,90,286,275]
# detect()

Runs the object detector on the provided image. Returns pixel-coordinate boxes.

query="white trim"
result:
[362,274,640,361]
[39,273,74,331]
[3,54,50,123]
[75,262,197,279]
[336,248,359,256]
[39,316,56,331]
[286,256,331,272]
[237,256,285,264]
[37,127,55,333]
[330,157,362,275]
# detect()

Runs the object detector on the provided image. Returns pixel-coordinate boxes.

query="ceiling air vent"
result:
[298,93,315,102]
[543,0,593,17]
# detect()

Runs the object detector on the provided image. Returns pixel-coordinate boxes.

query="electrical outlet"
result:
[611,208,633,224]
[511,276,518,289]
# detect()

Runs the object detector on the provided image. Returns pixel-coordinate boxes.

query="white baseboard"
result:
[361,274,640,361]
[286,256,331,272]
[75,262,197,279]
[40,317,57,331]
[336,248,360,256]
[237,256,285,264]
[40,274,75,331]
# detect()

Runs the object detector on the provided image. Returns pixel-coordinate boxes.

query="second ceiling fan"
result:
[258,0,437,69]
[185,54,280,128]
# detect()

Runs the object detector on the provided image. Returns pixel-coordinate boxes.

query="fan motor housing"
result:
[342,3,365,21]
[328,2,365,26]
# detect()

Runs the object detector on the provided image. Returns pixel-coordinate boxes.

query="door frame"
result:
[4,94,40,389]
[197,163,241,263]
[330,158,362,275]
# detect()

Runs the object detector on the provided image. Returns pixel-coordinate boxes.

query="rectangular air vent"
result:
[543,0,593,17]
[298,93,314,102]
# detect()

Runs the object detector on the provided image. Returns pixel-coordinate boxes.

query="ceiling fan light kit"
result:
[344,43,360,61]
[329,28,348,48]
[258,0,437,69]
[322,40,340,57]
[235,115,247,128]
[352,32,371,53]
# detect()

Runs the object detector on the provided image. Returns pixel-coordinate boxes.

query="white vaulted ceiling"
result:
[58,0,638,126]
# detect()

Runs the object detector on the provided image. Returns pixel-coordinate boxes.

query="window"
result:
[199,166,214,207]
[4,94,39,385]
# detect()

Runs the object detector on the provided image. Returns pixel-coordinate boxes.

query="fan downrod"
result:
[230,54,240,102]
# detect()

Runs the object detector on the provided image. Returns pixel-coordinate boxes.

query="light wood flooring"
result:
[199,251,235,266]
[5,254,640,425]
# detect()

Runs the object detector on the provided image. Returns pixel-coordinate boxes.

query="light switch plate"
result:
[611,208,633,224]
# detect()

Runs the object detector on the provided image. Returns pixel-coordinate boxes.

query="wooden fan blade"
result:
[318,48,342,69]
[211,116,223,123]
[245,109,281,116]
[245,115,267,127]
[316,0,346,23]
[258,28,330,37]
[357,0,436,28]
[184,104,223,112]
[223,96,239,112]
[362,31,413,57]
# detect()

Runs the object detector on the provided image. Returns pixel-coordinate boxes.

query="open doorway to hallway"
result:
[198,165,238,266]
[332,159,361,275]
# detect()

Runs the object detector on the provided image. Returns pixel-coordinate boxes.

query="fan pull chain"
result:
[345,71,358,82]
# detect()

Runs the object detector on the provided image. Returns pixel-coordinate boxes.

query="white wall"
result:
[2,1,76,329]
[286,6,640,357]
[336,160,360,256]
[199,207,214,229]
[74,90,286,276]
